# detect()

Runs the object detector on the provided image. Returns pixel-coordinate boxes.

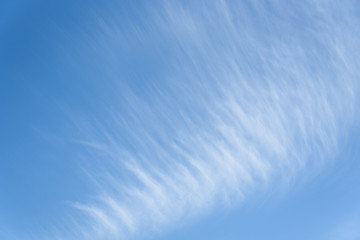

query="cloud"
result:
[49,0,359,239]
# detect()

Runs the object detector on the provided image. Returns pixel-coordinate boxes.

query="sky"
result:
[1,0,360,240]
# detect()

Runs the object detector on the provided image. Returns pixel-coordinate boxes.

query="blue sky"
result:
[1,0,360,239]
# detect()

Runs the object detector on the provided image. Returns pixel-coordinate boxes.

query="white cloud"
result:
[50,0,359,239]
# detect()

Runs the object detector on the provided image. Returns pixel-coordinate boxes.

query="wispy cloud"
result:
[49,0,359,239]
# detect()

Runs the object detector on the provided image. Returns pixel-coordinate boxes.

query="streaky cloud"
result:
[48,0,360,239]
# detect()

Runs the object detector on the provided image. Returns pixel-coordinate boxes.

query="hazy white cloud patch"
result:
[50,0,359,239]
